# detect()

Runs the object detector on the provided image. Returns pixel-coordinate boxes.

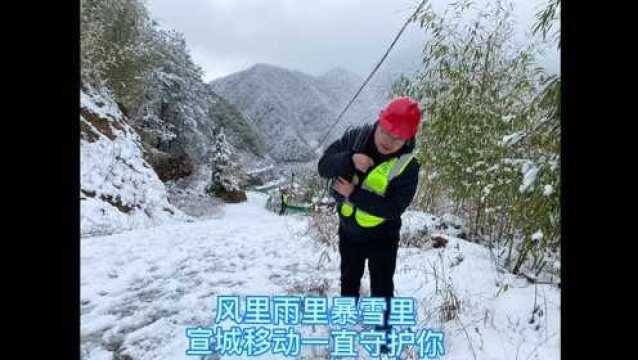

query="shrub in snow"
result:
[439,286,462,323]
[307,206,339,250]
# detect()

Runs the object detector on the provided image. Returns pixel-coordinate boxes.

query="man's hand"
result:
[352,153,374,173]
[333,177,355,198]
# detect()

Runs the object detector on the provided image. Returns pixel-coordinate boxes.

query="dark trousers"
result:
[338,229,399,330]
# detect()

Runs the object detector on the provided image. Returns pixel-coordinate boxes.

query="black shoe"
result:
[380,344,390,354]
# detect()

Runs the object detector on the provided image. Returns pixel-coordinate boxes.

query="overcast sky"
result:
[147,0,559,82]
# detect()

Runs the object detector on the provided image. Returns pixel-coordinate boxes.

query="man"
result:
[317,96,422,352]
[279,188,288,215]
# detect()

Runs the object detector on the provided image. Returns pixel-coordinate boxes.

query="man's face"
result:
[374,124,406,155]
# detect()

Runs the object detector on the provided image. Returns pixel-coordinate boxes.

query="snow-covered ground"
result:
[81,192,559,360]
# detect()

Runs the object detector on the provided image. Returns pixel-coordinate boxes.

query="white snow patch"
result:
[501,114,515,123]
[80,89,122,121]
[253,177,287,191]
[400,210,440,236]
[532,230,544,242]
[543,184,554,196]
[441,213,466,227]
[85,347,113,360]
[246,164,274,175]
[519,161,540,193]
[501,131,525,146]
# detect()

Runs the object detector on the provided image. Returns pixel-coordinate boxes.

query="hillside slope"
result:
[80,87,190,237]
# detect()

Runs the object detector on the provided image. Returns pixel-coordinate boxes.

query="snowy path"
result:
[81,192,560,360]
[81,192,335,359]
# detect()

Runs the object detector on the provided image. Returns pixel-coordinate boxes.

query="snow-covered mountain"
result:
[209,64,392,162]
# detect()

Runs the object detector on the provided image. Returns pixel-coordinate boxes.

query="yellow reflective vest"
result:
[340,153,415,228]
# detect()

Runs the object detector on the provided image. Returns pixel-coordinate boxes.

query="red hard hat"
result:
[378,97,422,140]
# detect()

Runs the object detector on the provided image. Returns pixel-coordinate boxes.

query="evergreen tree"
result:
[207,127,243,195]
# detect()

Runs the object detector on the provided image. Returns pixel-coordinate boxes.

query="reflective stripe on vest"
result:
[340,174,358,217]
[339,153,414,228]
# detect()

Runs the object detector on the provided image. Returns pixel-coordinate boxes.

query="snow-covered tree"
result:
[207,127,245,197]
[128,28,204,154]
[80,0,156,109]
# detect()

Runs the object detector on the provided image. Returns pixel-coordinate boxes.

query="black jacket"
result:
[317,121,420,242]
